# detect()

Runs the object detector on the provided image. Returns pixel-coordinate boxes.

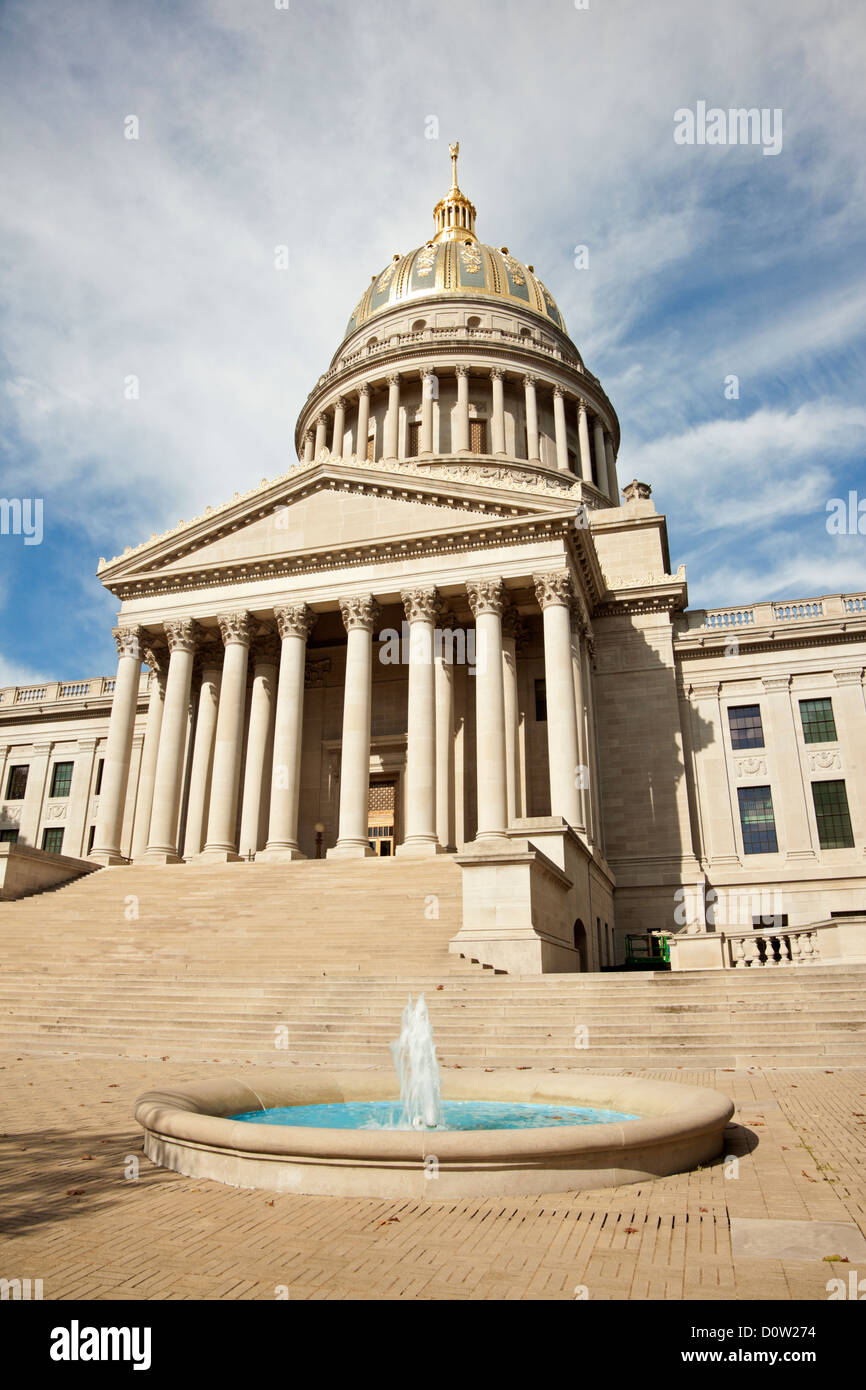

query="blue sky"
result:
[1,0,864,683]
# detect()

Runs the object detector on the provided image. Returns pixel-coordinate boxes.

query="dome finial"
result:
[433,140,477,244]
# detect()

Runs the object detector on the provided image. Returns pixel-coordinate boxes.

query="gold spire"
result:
[432,140,477,244]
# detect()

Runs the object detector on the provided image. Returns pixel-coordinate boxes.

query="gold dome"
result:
[342,144,566,342]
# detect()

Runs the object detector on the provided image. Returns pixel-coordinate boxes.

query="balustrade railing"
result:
[725,926,819,967]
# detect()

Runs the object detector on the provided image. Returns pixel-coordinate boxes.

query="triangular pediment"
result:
[98,456,582,596]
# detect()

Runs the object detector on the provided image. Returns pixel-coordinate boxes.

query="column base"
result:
[326,840,375,859]
[395,837,443,857]
[88,850,129,867]
[138,849,185,865]
[198,847,243,863]
[256,845,307,862]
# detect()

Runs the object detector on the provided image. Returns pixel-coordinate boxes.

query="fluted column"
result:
[314,414,327,456]
[420,370,435,455]
[435,611,456,851]
[238,634,280,857]
[593,416,609,494]
[576,400,592,482]
[356,384,370,459]
[331,397,346,459]
[534,572,582,826]
[397,588,440,856]
[605,434,619,504]
[524,375,539,461]
[328,594,380,858]
[201,611,253,861]
[490,368,506,456]
[466,578,509,841]
[182,655,222,859]
[260,604,317,860]
[501,608,525,826]
[568,601,589,837]
[384,374,400,460]
[303,430,314,465]
[553,387,570,472]
[455,365,470,453]
[90,625,143,864]
[146,618,197,862]
[131,649,166,858]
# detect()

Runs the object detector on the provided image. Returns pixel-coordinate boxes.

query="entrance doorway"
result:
[368,779,397,856]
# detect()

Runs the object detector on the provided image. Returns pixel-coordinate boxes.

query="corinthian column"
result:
[553,386,570,472]
[490,368,506,456]
[435,610,456,851]
[605,434,619,503]
[502,607,526,826]
[576,400,592,482]
[420,370,435,455]
[131,647,166,859]
[182,653,222,859]
[384,374,400,460]
[259,604,317,860]
[303,430,314,464]
[466,578,509,841]
[455,365,470,453]
[331,397,346,459]
[396,587,440,856]
[201,611,253,861]
[356,384,370,458]
[593,416,609,494]
[238,632,280,857]
[524,375,539,461]
[90,625,143,864]
[146,618,197,862]
[328,594,380,858]
[314,414,327,456]
[534,572,582,826]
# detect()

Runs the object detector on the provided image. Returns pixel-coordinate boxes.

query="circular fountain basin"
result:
[135,1070,734,1198]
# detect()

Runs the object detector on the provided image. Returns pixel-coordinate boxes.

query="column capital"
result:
[251,630,282,666]
[387,372,401,387]
[553,384,566,401]
[523,373,537,389]
[533,571,575,610]
[401,587,440,624]
[217,611,253,648]
[339,593,381,633]
[304,427,314,441]
[454,364,469,378]
[576,397,588,415]
[501,605,528,647]
[164,618,198,654]
[334,395,347,410]
[357,382,371,398]
[142,640,167,673]
[274,603,317,641]
[832,667,864,686]
[316,412,328,427]
[688,680,721,701]
[305,657,331,689]
[761,675,791,694]
[466,577,507,618]
[489,366,505,381]
[112,625,143,660]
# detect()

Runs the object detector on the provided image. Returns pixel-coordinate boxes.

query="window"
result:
[87,825,96,854]
[42,828,64,854]
[728,705,764,750]
[469,419,488,454]
[50,761,74,798]
[812,780,855,849]
[0,828,19,844]
[737,785,778,854]
[534,678,547,722]
[5,765,28,800]
[752,912,788,930]
[800,697,837,744]
[94,759,104,795]
[406,421,421,458]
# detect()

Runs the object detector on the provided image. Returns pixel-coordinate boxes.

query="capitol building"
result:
[2,147,865,975]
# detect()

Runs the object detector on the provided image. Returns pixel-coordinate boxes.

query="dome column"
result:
[303,430,314,465]
[201,611,253,861]
[605,434,619,503]
[384,375,400,460]
[576,400,592,482]
[356,384,370,460]
[455,365,470,453]
[396,588,440,856]
[534,572,582,827]
[490,368,506,456]
[553,386,570,472]
[328,595,380,858]
[314,414,327,456]
[331,397,346,459]
[523,375,540,462]
[259,604,317,861]
[466,579,509,842]
[593,416,609,495]
[420,369,435,455]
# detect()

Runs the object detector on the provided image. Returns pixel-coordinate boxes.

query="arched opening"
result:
[572,918,588,973]
[411,318,426,332]
[466,314,481,329]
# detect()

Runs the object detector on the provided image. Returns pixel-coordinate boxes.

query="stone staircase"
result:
[1,859,865,1069]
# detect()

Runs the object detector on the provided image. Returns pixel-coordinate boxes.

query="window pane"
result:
[50,762,74,798]
[5,765,28,800]
[812,780,854,849]
[737,785,778,854]
[728,705,764,749]
[406,421,421,458]
[800,697,837,744]
[0,828,19,843]
[42,828,64,854]
[469,419,487,455]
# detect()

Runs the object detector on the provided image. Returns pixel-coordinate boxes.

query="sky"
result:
[1,0,864,683]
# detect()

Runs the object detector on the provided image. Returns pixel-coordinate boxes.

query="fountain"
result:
[135,997,734,1197]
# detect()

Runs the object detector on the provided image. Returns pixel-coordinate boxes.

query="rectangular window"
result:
[87,824,96,853]
[94,759,104,796]
[366,433,374,462]
[534,678,547,722]
[469,419,488,455]
[0,828,19,844]
[5,765,28,800]
[737,785,778,854]
[50,761,74,798]
[728,705,764,750]
[800,697,837,744]
[812,780,855,849]
[42,828,64,854]
[406,421,421,458]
